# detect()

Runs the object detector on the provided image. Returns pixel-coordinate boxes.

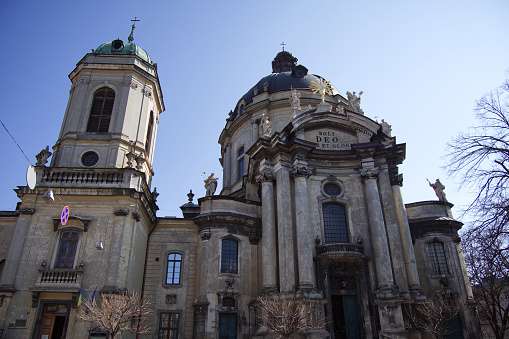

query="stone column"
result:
[275,163,296,292]
[291,158,315,289]
[391,174,423,296]
[378,168,410,299]
[257,166,277,291]
[0,208,35,291]
[361,168,395,292]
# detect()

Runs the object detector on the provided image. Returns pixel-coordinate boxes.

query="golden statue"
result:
[309,78,333,102]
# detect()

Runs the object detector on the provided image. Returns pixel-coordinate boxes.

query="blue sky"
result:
[0,1,508,223]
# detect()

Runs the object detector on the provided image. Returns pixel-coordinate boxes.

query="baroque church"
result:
[0,30,481,339]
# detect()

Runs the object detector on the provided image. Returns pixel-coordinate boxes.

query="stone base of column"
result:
[379,329,409,339]
[375,285,400,299]
[296,287,322,300]
[262,286,278,294]
[375,298,407,339]
[409,285,426,301]
[0,284,15,293]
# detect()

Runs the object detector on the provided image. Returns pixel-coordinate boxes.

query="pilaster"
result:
[275,163,296,292]
[256,164,277,292]
[291,155,315,290]
[390,174,424,298]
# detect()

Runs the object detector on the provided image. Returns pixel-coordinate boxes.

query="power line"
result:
[0,118,33,166]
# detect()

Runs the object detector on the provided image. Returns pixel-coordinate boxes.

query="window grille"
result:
[222,297,236,308]
[330,275,357,290]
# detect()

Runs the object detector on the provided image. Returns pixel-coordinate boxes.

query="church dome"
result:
[94,39,152,64]
[231,51,339,118]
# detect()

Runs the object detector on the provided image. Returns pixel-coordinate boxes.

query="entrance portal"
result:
[331,295,360,339]
[218,313,237,339]
[37,303,68,339]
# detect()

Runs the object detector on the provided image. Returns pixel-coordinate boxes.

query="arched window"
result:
[166,253,182,285]
[87,87,115,132]
[428,241,449,275]
[221,239,238,274]
[237,147,244,180]
[145,111,154,157]
[55,231,79,268]
[323,203,348,244]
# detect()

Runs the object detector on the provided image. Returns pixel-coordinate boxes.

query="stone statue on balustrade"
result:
[347,91,364,114]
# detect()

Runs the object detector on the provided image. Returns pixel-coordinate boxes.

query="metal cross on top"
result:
[280,42,286,51]
[128,17,140,43]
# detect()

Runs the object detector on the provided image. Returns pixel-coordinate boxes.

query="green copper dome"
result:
[94,39,152,64]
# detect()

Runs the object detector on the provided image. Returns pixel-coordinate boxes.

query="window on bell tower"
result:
[87,87,115,132]
[146,111,154,157]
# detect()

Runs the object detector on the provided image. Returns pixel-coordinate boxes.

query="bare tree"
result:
[446,79,509,244]
[75,290,152,339]
[463,228,509,339]
[256,293,327,339]
[405,291,461,338]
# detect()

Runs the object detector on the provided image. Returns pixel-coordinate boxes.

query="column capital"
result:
[256,168,275,183]
[291,165,312,178]
[390,173,403,186]
[361,168,379,181]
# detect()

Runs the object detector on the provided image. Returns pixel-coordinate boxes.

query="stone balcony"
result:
[34,268,83,291]
[315,243,365,262]
[31,268,83,308]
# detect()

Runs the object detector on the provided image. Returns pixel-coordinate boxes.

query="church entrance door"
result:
[218,313,237,339]
[331,295,360,339]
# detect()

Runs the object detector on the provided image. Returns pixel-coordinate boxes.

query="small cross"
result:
[131,17,140,28]
[280,42,286,51]
[128,17,140,43]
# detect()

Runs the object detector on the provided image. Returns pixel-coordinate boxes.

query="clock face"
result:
[81,151,99,167]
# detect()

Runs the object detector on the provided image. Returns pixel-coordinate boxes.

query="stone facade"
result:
[0,41,481,339]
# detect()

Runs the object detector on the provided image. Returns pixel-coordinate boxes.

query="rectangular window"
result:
[55,231,79,268]
[221,239,238,274]
[166,253,182,285]
[159,312,179,339]
[428,241,449,275]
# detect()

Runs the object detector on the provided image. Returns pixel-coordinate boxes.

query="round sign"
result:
[26,165,36,190]
[61,206,70,225]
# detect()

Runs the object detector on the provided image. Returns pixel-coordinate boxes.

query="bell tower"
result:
[52,32,164,183]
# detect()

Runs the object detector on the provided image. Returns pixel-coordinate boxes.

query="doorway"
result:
[36,303,68,339]
[218,313,237,339]
[331,295,360,339]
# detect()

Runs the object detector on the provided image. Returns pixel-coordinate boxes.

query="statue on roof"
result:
[347,91,363,114]
[35,146,52,166]
[205,173,219,196]
[381,119,392,136]
[428,178,447,202]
